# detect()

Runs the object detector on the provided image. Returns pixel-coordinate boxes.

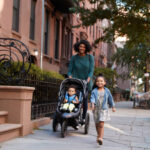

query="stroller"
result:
[52,78,90,138]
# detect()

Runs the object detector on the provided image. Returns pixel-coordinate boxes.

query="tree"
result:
[72,0,150,78]
[73,0,150,44]
[112,42,150,78]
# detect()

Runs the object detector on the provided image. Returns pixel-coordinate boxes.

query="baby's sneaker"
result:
[60,107,63,110]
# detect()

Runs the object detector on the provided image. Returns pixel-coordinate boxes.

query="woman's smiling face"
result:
[79,44,86,54]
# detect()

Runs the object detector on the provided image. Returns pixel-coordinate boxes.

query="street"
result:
[0,101,150,150]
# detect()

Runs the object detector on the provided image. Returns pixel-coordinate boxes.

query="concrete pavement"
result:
[0,101,150,150]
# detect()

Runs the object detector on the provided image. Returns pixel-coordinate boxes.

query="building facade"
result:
[0,0,114,75]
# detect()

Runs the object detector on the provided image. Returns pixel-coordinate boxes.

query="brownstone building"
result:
[0,0,115,75]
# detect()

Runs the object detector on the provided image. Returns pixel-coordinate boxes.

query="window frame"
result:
[54,18,60,59]
[12,0,20,32]
[44,9,50,55]
[29,0,36,40]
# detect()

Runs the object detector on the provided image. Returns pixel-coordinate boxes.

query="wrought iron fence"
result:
[0,38,61,119]
[0,38,31,85]
[19,74,62,119]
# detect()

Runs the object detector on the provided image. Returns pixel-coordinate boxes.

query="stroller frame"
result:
[52,78,90,138]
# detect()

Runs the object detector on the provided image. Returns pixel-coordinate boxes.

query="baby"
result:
[62,85,79,112]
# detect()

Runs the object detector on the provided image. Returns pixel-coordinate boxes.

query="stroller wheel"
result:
[61,120,67,138]
[52,112,59,132]
[84,113,90,134]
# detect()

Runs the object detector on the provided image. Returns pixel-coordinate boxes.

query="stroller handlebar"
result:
[82,80,88,85]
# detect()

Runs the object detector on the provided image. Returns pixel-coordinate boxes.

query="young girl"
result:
[90,74,116,145]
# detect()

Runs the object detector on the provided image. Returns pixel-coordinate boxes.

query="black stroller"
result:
[52,78,90,138]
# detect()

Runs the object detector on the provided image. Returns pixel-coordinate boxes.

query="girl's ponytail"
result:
[98,73,103,77]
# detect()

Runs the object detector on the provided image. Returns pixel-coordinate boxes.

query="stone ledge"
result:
[0,123,22,133]
[0,111,8,116]
[32,117,51,129]
[0,86,35,91]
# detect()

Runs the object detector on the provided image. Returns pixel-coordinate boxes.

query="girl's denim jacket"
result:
[90,87,115,110]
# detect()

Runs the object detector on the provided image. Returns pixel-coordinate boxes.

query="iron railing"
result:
[0,38,31,85]
[19,74,61,119]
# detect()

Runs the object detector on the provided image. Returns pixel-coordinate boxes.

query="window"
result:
[90,26,91,36]
[30,0,36,40]
[54,19,60,59]
[93,25,95,40]
[96,26,98,39]
[12,0,20,32]
[44,10,50,55]
[64,29,70,58]
[65,29,72,59]
[76,37,79,42]
[70,33,73,57]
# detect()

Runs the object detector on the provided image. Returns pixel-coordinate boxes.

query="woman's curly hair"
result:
[74,40,92,53]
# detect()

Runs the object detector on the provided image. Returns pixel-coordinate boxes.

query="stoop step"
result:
[0,123,22,143]
[0,111,8,124]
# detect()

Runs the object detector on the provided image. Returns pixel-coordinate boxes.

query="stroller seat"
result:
[60,91,83,113]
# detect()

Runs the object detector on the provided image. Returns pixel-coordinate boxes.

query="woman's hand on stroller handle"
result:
[86,77,91,83]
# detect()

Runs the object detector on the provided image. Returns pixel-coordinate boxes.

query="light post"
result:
[40,0,45,69]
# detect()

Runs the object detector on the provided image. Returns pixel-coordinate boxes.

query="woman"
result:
[68,39,94,122]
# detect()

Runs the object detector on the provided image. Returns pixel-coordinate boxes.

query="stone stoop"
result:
[0,124,22,143]
[0,111,8,124]
[0,111,22,143]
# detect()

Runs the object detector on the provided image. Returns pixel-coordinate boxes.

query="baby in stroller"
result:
[53,78,90,138]
[61,85,79,112]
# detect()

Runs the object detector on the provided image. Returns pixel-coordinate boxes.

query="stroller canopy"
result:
[59,78,87,98]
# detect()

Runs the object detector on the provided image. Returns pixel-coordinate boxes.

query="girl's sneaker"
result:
[97,138,103,145]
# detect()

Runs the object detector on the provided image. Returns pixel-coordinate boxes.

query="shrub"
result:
[25,63,64,80]
[0,62,64,84]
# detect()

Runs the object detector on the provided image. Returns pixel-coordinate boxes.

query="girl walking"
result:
[90,74,116,145]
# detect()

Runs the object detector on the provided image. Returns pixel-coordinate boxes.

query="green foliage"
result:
[94,67,117,91]
[72,0,150,78]
[73,0,150,44]
[112,42,150,78]
[0,62,64,81]
[27,63,65,80]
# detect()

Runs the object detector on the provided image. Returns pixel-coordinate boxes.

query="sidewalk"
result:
[0,101,150,150]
